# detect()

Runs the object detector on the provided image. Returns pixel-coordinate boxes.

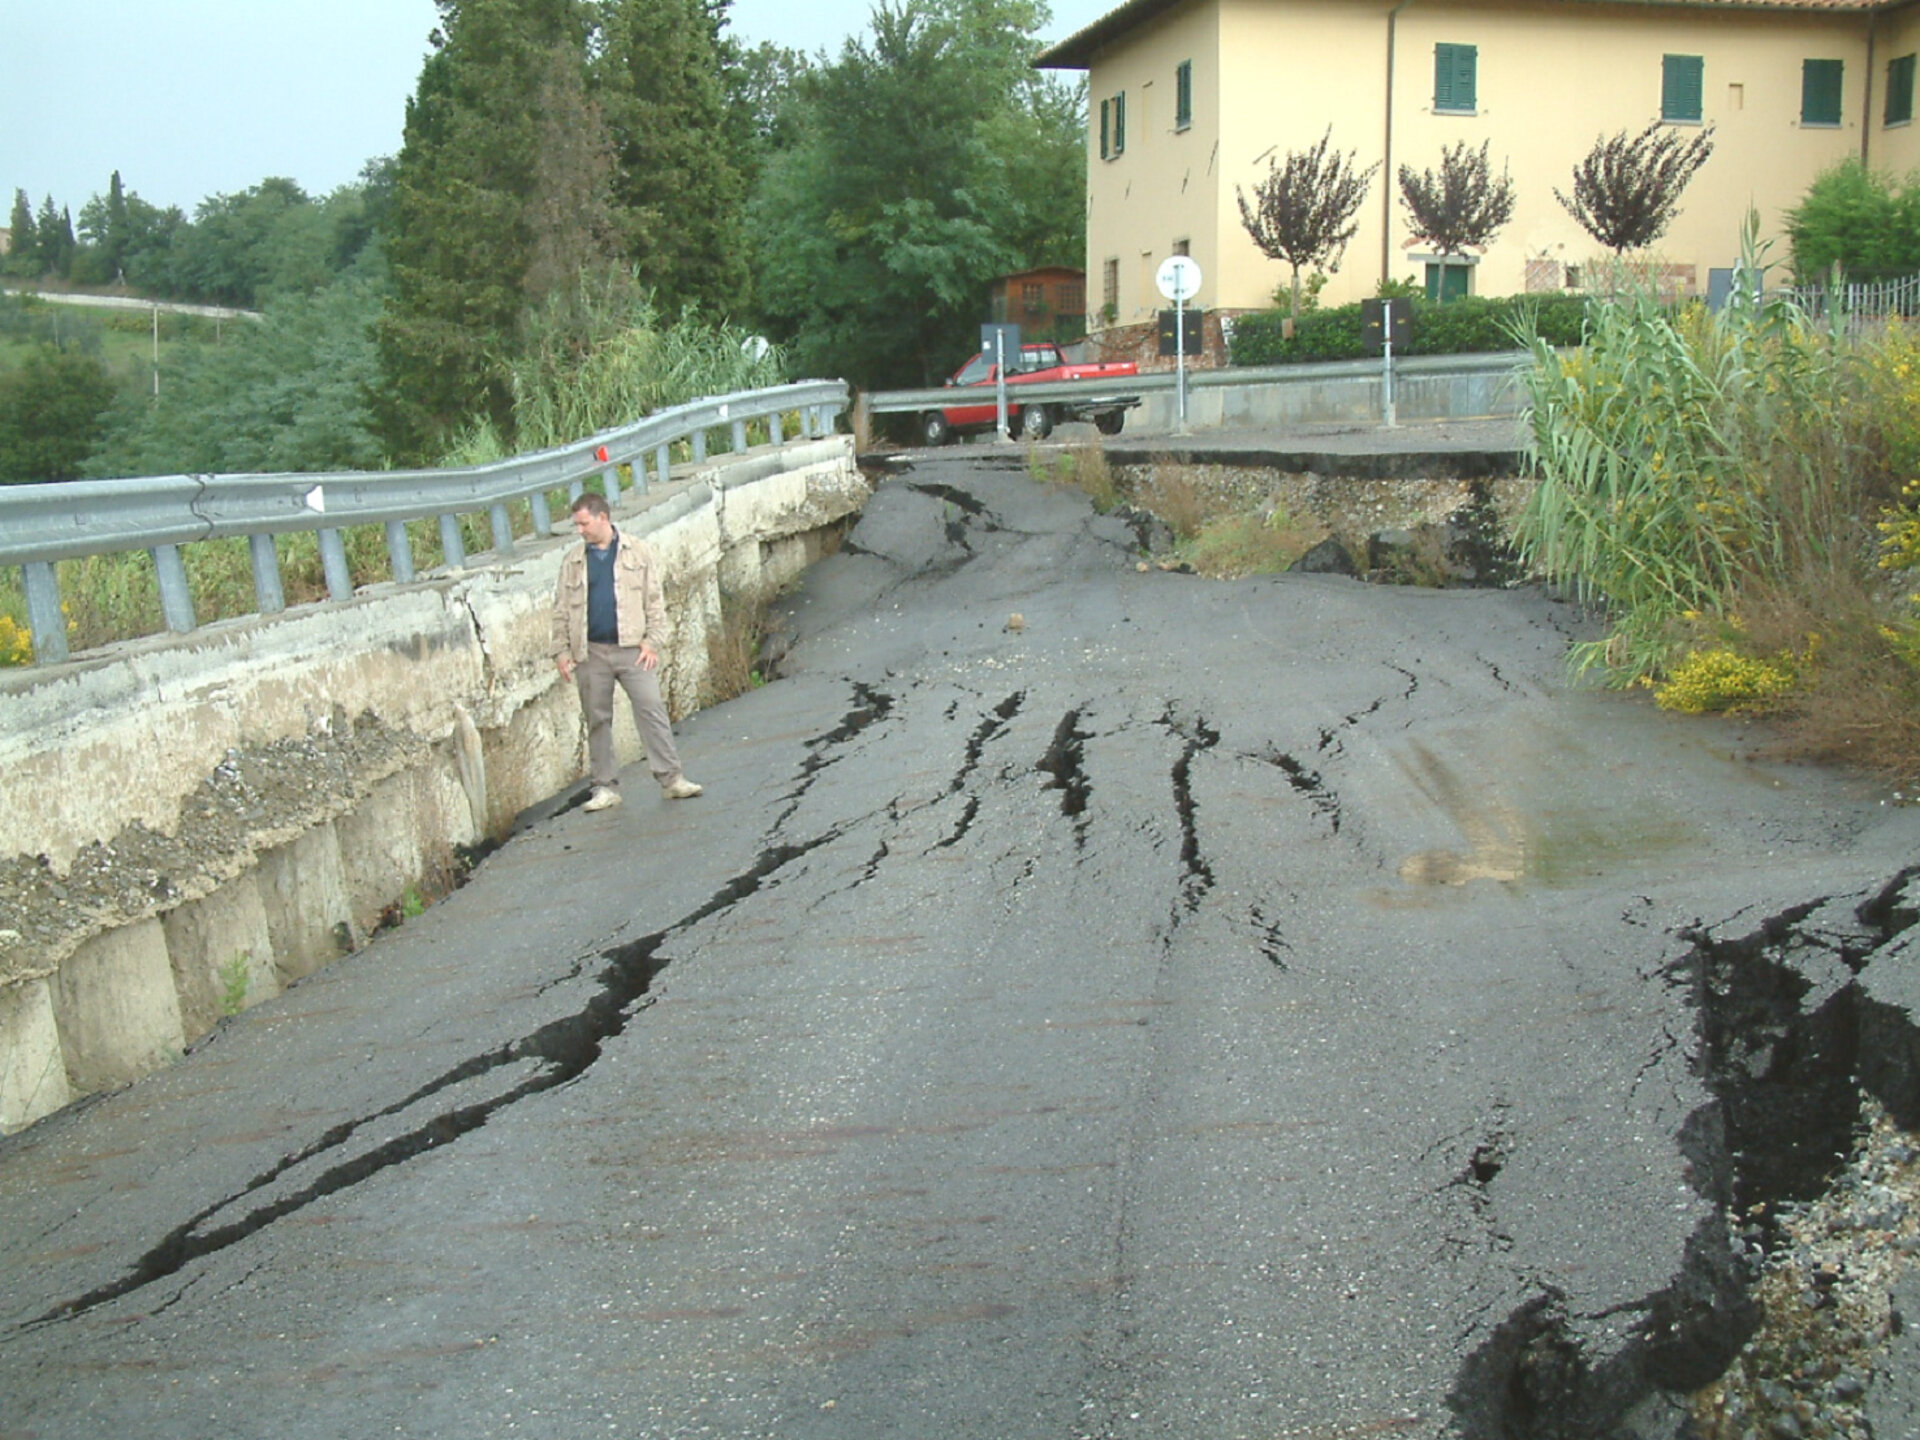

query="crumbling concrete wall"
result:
[0,437,869,1133]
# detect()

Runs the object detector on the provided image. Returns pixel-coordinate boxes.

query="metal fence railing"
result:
[1772,272,1920,328]
[2,380,850,666]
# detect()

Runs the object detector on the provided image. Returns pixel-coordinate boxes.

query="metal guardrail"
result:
[861,350,1530,415]
[3,379,850,666]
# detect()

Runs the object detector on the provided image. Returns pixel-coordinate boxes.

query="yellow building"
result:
[1038,0,1920,326]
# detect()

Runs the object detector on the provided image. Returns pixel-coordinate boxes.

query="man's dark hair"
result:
[571,492,611,519]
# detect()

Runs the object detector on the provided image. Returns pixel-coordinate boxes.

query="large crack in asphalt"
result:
[1447,868,1920,1438]
[16,684,906,1332]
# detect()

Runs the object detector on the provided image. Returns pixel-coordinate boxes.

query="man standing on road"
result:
[551,493,703,812]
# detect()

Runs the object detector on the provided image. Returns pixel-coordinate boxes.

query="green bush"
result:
[1228,292,1588,366]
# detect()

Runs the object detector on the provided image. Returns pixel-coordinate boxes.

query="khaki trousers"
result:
[577,642,682,789]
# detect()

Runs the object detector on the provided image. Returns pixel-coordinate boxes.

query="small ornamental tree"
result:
[1237,127,1379,324]
[1397,140,1516,301]
[1555,121,1715,254]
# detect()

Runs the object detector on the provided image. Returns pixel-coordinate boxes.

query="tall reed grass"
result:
[1515,236,1879,682]
[1516,228,1920,777]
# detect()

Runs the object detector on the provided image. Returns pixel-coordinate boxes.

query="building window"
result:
[1099,92,1127,159]
[1175,59,1193,130]
[1662,54,1704,122]
[1434,43,1477,113]
[1101,258,1119,318]
[1021,282,1045,315]
[1802,59,1844,127]
[1890,54,1917,126]
[1172,238,1190,257]
[1062,282,1085,315]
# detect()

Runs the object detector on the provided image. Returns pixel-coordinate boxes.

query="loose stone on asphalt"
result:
[5,443,1920,1440]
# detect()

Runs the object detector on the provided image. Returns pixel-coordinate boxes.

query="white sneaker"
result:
[583,786,622,812]
[662,778,703,800]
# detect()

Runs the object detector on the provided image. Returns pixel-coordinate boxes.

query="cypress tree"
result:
[376,0,593,458]
[593,0,751,318]
[4,191,36,278]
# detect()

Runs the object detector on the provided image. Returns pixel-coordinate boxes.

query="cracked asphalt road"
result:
[5,453,1920,1439]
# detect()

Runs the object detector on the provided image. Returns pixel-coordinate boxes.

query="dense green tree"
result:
[594,0,752,317]
[1784,160,1920,283]
[33,196,75,279]
[86,254,390,478]
[0,345,117,483]
[4,190,37,277]
[166,178,340,307]
[748,0,1084,389]
[376,0,593,458]
[70,171,133,284]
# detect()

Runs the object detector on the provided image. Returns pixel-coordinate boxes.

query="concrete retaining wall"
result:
[0,438,870,1133]
[1130,355,1527,434]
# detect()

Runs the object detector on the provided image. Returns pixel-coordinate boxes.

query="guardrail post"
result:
[692,429,708,463]
[153,545,197,633]
[439,515,466,570]
[249,533,286,613]
[567,478,584,503]
[769,411,785,446]
[602,463,621,506]
[23,562,67,664]
[732,418,748,453]
[655,443,672,484]
[488,503,514,557]
[319,529,353,601]
[385,520,415,584]
[530,492,552,538]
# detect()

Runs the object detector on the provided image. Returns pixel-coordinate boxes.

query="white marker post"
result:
[1381,297,1397,429]
[1155,255,1202,434]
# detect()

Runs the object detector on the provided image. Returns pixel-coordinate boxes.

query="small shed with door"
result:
[988,267,1086,342]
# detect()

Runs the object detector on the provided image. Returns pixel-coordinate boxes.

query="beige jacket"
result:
[550,529,670,663]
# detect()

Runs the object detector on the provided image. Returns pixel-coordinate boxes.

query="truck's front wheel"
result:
[1020,404,1053,441]
[920,411,951,446]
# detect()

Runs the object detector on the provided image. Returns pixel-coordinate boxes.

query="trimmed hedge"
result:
[1228,293,1590,366]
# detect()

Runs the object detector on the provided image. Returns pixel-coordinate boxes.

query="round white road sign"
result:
[1155,254,1202,302]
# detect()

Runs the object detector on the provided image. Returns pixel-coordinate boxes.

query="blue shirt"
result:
[584,532,620,644]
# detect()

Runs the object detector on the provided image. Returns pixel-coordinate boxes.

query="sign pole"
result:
[1381,298,1397,429]
[1175,290,1189,433]
[1154,254,1203,438]
[993,328,1010,443]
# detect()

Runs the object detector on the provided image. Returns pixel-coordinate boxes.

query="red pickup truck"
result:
[921,342,1139,445]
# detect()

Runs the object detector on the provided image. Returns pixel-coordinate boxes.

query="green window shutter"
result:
[1889,54,1916,125]
[1425,262,1470,302]
[1662,54,1704,122]
[1114,92,1126,154]
[1802,59,1843,126]
[1099,97,1110,159]
[1434,43,1477,113]
[1176,59,1193,129]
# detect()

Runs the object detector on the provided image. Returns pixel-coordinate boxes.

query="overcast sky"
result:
[0,0,1114,220]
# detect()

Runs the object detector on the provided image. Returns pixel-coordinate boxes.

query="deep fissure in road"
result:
[1448,869,1920,1438]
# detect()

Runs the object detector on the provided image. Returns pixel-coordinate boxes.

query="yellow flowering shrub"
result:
[0,615,32,667]
[1653,646,1796,714]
